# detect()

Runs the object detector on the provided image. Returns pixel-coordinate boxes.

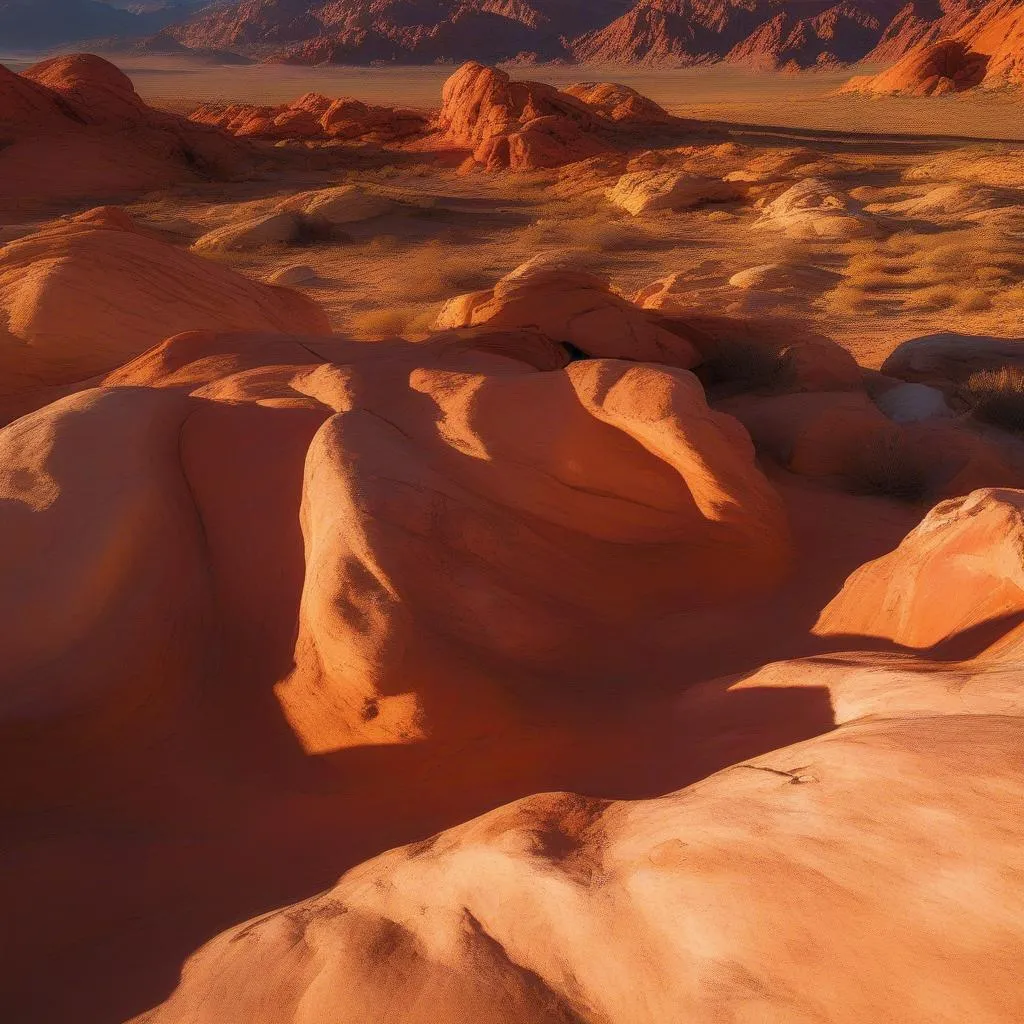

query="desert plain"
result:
[2,41,1024,1024]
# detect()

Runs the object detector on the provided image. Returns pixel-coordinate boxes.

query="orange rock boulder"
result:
[0,54,249,208]
[0,212,330,398]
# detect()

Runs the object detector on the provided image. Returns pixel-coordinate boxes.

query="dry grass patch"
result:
[962,366,1024,432]
[842,433,930,503]
[392,240,496,301]
[348,304,437,340]
[827,227,1024,318]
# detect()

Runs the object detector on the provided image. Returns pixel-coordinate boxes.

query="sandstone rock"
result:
[0,54,248,209]
[607,169,739,215]
[874,382,953,423]
[562,81,673,123]
[191,212,309,252]
[842,38,990,96]
[0,217,330,395]
[729,262,841,291]
[755,178,887,241]
[138,707,1024,1024]
[190,93,430,144]
[265,264,320,287]
[280,184,396,224]
[881,332,1024,390]
[817,487,1024,652]
[438,255,703,367]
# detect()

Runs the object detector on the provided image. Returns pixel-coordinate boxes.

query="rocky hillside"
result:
[155,0,1024,72]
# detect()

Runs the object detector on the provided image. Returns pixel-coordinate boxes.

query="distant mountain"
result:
[7,0,1017,76]
[0,0,214,50]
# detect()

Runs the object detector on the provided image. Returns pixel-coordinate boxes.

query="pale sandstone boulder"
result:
[817,487,1024,651]
[755,178,887,241]
[191,211,309,252]
[0,216,330,395]
[265,264,319,287]
[729,262,841,292]
[278,184,397,224]
[882,331,1024,390]
[607,169,739,215]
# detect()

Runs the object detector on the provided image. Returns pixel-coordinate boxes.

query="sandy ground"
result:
[5,54,1024,139]
[109,129,1024,372]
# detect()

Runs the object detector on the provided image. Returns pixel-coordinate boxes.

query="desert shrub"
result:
[397,241,495,301]
[962,366,1024,432]
[843,433,929,503]
[348,304,437,340]
[695,337,786,394]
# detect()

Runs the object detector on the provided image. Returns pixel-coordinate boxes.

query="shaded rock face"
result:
[842,37,990,95]
[139,605,1024,1023]
[136,475,1024,1019]
[0,53,249,209]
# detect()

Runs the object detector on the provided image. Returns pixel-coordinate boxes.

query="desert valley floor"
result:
[2,50,1024,1024]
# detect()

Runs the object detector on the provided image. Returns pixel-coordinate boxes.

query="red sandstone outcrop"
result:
[0,211,330,399]
[190,92,430,145]
[852,0,1024,93]
[436,62,698,172]
[6,236,1024,1022]
[841,38,990,95]
[138,668,1024,1024]
[817,486,1024,651]
[0,53,249,209]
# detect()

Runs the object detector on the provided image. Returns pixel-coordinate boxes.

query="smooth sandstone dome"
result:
[0,213,330,396]
[139,682,1024,1024]
[0,54,248,207]
[434,254,704,367]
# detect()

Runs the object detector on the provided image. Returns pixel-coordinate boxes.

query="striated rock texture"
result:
[0,53,249,209]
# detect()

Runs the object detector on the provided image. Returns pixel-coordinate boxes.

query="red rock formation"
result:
[0,53,248,209]
[190,91,430,144]
[7,243,1024,1023]
[0,211,330,401]
[138,659,1024,1024]
[842,37,990,94]
[436,62,697,171]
